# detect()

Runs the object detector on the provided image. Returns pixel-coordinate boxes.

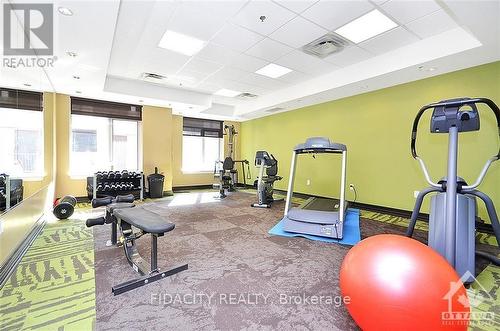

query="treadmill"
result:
[280,137,348,239]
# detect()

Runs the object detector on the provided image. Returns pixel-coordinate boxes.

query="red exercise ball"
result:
[340,234,469,330]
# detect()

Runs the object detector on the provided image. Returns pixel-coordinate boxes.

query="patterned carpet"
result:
[0,190,498,330]
[0,218,96,330]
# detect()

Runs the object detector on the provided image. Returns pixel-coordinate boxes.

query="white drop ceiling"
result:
[0,0,499,121]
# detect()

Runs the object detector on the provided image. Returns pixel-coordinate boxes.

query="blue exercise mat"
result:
[268,208,361,246]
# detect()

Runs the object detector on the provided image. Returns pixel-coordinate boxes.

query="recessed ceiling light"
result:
[58,7,73,16]
[255,63,292,78]
[158,30,206,56]
[66,51,77,57]
[214,89,242,97]
[73,75,80,80]
[75,91,82,94]
[23,83,31,87]
[139,99,144,103]
[334,9,397,44]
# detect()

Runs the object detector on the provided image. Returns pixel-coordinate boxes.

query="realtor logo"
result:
[442,271,494,327]
[3,3,53,56]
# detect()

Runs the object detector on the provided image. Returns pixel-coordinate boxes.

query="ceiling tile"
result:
[273,0,318,14]
[370,0,389,4]
[277,70,312,84]
[240,73,288,89]
[405,9,457,39]
[275,50,338,75]
[196,43,241,65]
[381,0,441,25]
[323,46,372,66]
[301,0,374,30]
[168,1,247,40]
[359,27,419,54]
[221,80,266,94]
[269,16,328,48]
[228,53,269,72]
[211,23,265,52]
[181,58,224,75]
[245,38,294,61]
[138,49,190,76]
[176,69,209,83]
[232,1,297,36]
[209,67,252,81]
[196,82,222,93]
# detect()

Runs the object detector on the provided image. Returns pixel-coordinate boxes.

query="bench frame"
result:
[111,214,188,295]
[88,202,188,295]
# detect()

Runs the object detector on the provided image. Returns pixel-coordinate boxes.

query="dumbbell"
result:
[103,183,111,191]
[108,172,116,179]
[115,171,122,179]
[121,170,129,179]
[96,184,104,192]
[53,195,77,220]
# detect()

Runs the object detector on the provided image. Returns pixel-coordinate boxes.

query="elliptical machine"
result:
[251,151,283,208]
[407,97,500,283]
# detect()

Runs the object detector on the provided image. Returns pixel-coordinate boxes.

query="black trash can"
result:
[148,167,165,198]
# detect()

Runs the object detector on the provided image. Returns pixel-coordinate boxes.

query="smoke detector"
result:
[237,92,258,99]
[302,33,348,58]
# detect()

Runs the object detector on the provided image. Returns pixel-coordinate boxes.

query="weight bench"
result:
[86,195,188,295]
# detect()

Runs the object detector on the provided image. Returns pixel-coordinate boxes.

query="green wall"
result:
[241,61,500,216]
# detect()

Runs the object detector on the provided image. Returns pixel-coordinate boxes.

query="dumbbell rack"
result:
[92,171,144,200]
[0,174,11,211]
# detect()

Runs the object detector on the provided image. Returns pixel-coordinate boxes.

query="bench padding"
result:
[113,207,175,234]
[107,202,135,213]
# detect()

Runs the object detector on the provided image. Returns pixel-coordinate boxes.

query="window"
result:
[0,108,44,177]
[69,97,142,177]
[72,130,97,152]
[182,117,223,172]
[70,115,139,176]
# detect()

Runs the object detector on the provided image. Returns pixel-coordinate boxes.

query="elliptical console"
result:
[407,97,500,283]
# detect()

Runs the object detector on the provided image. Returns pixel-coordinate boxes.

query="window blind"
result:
[183,117,223,138]
[0,88,43,111]
[71,97,142,121]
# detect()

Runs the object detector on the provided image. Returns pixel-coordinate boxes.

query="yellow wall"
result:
[50,97,241,197]
[142,105,173,192]
[241,61,500,216]
[22,92,56,197]
[54,94,85,197]
[172,116,242,187]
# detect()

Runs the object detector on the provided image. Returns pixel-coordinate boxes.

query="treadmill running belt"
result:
[301,197,341,212]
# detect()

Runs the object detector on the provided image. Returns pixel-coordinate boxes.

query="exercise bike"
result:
[251,151,283,208]
[407,97,500,283]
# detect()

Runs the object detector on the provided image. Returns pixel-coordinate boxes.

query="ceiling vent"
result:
[142,72,166,80]
[237,92,258,99]
[265,107,285,113]
[302,33,348,58]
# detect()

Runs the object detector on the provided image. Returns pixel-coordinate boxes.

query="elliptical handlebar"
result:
[411,97,500,188]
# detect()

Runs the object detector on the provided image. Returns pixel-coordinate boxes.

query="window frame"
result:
[181,135,223,174]
[0,106,45,179]
[69,114,141,178]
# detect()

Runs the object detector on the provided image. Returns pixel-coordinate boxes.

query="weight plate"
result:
[60,195,77,206]
[53,202,74,219]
